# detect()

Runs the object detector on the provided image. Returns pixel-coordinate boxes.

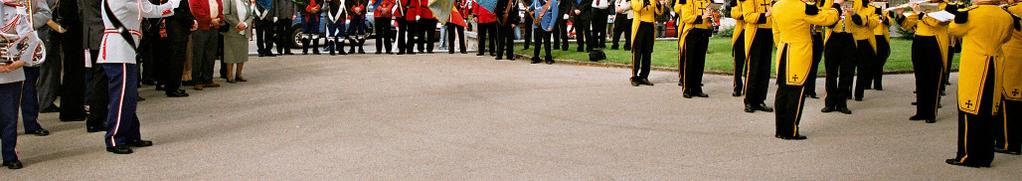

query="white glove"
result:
[416,15,421,21]
[563,14,568,20]
[273,17,279,22]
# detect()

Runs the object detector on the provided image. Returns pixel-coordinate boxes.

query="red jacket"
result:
[417,0,433,19]
[472,2,495,24]
[402,0,421,21]
[374,0,395,18]
[190,0,224,31]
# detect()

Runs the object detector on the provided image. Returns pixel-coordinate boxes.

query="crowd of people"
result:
[0,0,1016,171]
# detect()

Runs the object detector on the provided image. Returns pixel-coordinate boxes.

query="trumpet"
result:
[885,0,940,13]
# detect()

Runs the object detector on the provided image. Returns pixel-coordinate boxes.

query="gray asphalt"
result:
[4,54,1020,180]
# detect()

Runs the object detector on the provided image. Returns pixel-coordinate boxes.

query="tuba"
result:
[0,0,45,64]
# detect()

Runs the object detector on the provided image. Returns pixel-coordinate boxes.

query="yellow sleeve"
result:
[632,0,644,14]
[673,0,684,15]
[730,3,742,20]
[742,0,762,24]
[949,20,971,37]
[807,6,840,26]
[680,0,699,24]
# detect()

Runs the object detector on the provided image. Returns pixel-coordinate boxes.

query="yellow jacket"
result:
[772,0,839,86]
[949,4,1014,115]
[674,0,712,51]
[741,0,774,57]
[873,5,891,43]
[731,1,745,45]
[630,0,667,45]
[999,3,1022,102]
[902,1,951,68]
[846,0,879,52]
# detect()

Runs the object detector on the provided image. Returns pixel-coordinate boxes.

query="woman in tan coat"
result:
[224,0,255,83]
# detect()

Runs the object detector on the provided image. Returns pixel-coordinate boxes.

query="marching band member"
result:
[740,0,775,111]
[944,0,1014,167]
[849,0,879,102]
[301,0,324,55]
[348,0,369,54]
[675,0,712,98]
[822,0,855,114]
[994,0,1021,155]
[472,0,497,56]
[0,0,48,169]
[629,0,666,86]
[416,0,436,53]
[772,0,839,140]
[806,0,834,99]
[730,0,746,97]
[98,0,182,154]
[897,0,950,123]
[870,5,891,91]
[447,0,468,54]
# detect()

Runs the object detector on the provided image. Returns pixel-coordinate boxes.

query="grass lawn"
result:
[516,37,958,75]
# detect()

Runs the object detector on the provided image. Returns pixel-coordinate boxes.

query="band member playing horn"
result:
[0,0,49,169]
[994,0,1022,156]
[675,0,714,98]
[740,0,775,111]
[772,0,839,140]
[629,0,666,86]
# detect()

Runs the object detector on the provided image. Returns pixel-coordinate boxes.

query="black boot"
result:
[358,38,366,54]
[301,36,310,55]
[312,36,321,55]
[327,39,335,55]
[337,38,347,55]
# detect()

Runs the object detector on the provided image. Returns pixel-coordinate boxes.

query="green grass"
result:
[517,37,959,75]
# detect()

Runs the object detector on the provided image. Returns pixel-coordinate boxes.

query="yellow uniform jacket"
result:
[772,0,839,86]
[674,0,713,51]
[731,1,745,46]
[874,5,891,42]
[741,0,774,57]
[949,4,1014,115]
[1000,3,1022,102]
[849,0,880,52]
[902,2,951,69]
[630,0,667,45]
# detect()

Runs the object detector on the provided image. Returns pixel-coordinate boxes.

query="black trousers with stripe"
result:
[746,29,773,105]
[912,36,942,119]
[954,62,996,166]
[774,45,808,137]
[632,23,655,79]
[995,99,1021,152]
[824,33,855,109]
[680,28,710,93]
[732,33,745,94]
[102,63,142,148]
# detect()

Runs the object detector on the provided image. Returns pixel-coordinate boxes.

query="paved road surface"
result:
[4,54,1020,179]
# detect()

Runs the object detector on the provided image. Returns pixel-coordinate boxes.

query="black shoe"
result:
[691,92,709,98]
[2,160,23,169]
[26,129,49,136]
[639,79,654,86]
[87,126,107,133]
[854,97,863,101]
[476,53,484,56]
[821,106,835,113]
[683,92,693,99]
[994,148,1022,155]
[925,119,936,123]
[545,59,554,64]
[630,78,640,87]
[911,102,918,105]
[166,90,189,97]
[909,115,931,121]
[530,57,541,64]
[754,103,774,112]
[106,145,133,154]
[744,104,756,113]
[776,134,807,140]
[807,93,819,99]
[944,159,989,168]
[41,106,60,113]
[129,140,153,147]
[837,107,852,114]
[874,86,883,91]
[265,53,277,57]
[495,57,503,60]
[732,91,742,97]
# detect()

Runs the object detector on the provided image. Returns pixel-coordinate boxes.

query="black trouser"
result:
[611,14,630,49]
[477,23,496,55]
[256,19,275,54]
[631,22,654,79]
[589,9,608,49]
[375,17,394,53]
[398,19,412,54]
[446,24,466,53]
[824,33,855,109]
[495,24,515,59]
[140,28,158,84]
[996,99,1022,152]
[275,19,294,54]
[523,16,533,49]
[873,35,890,88]
[555,14,569,49]
[912,36,942,119]
[680,28,710,94]
[745,29,772,105]
[853,40,875,100]
[808,33,824,96]
[774,44,807,137]
[418,19,437,53]
[192,30,219,84]
[575,18,590,51]
[87,50,108,129]
[733,33,745,95]
[60,27,87,121]
[533,27,552,60]
[954,62,996,166]
[161,36,188,94]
